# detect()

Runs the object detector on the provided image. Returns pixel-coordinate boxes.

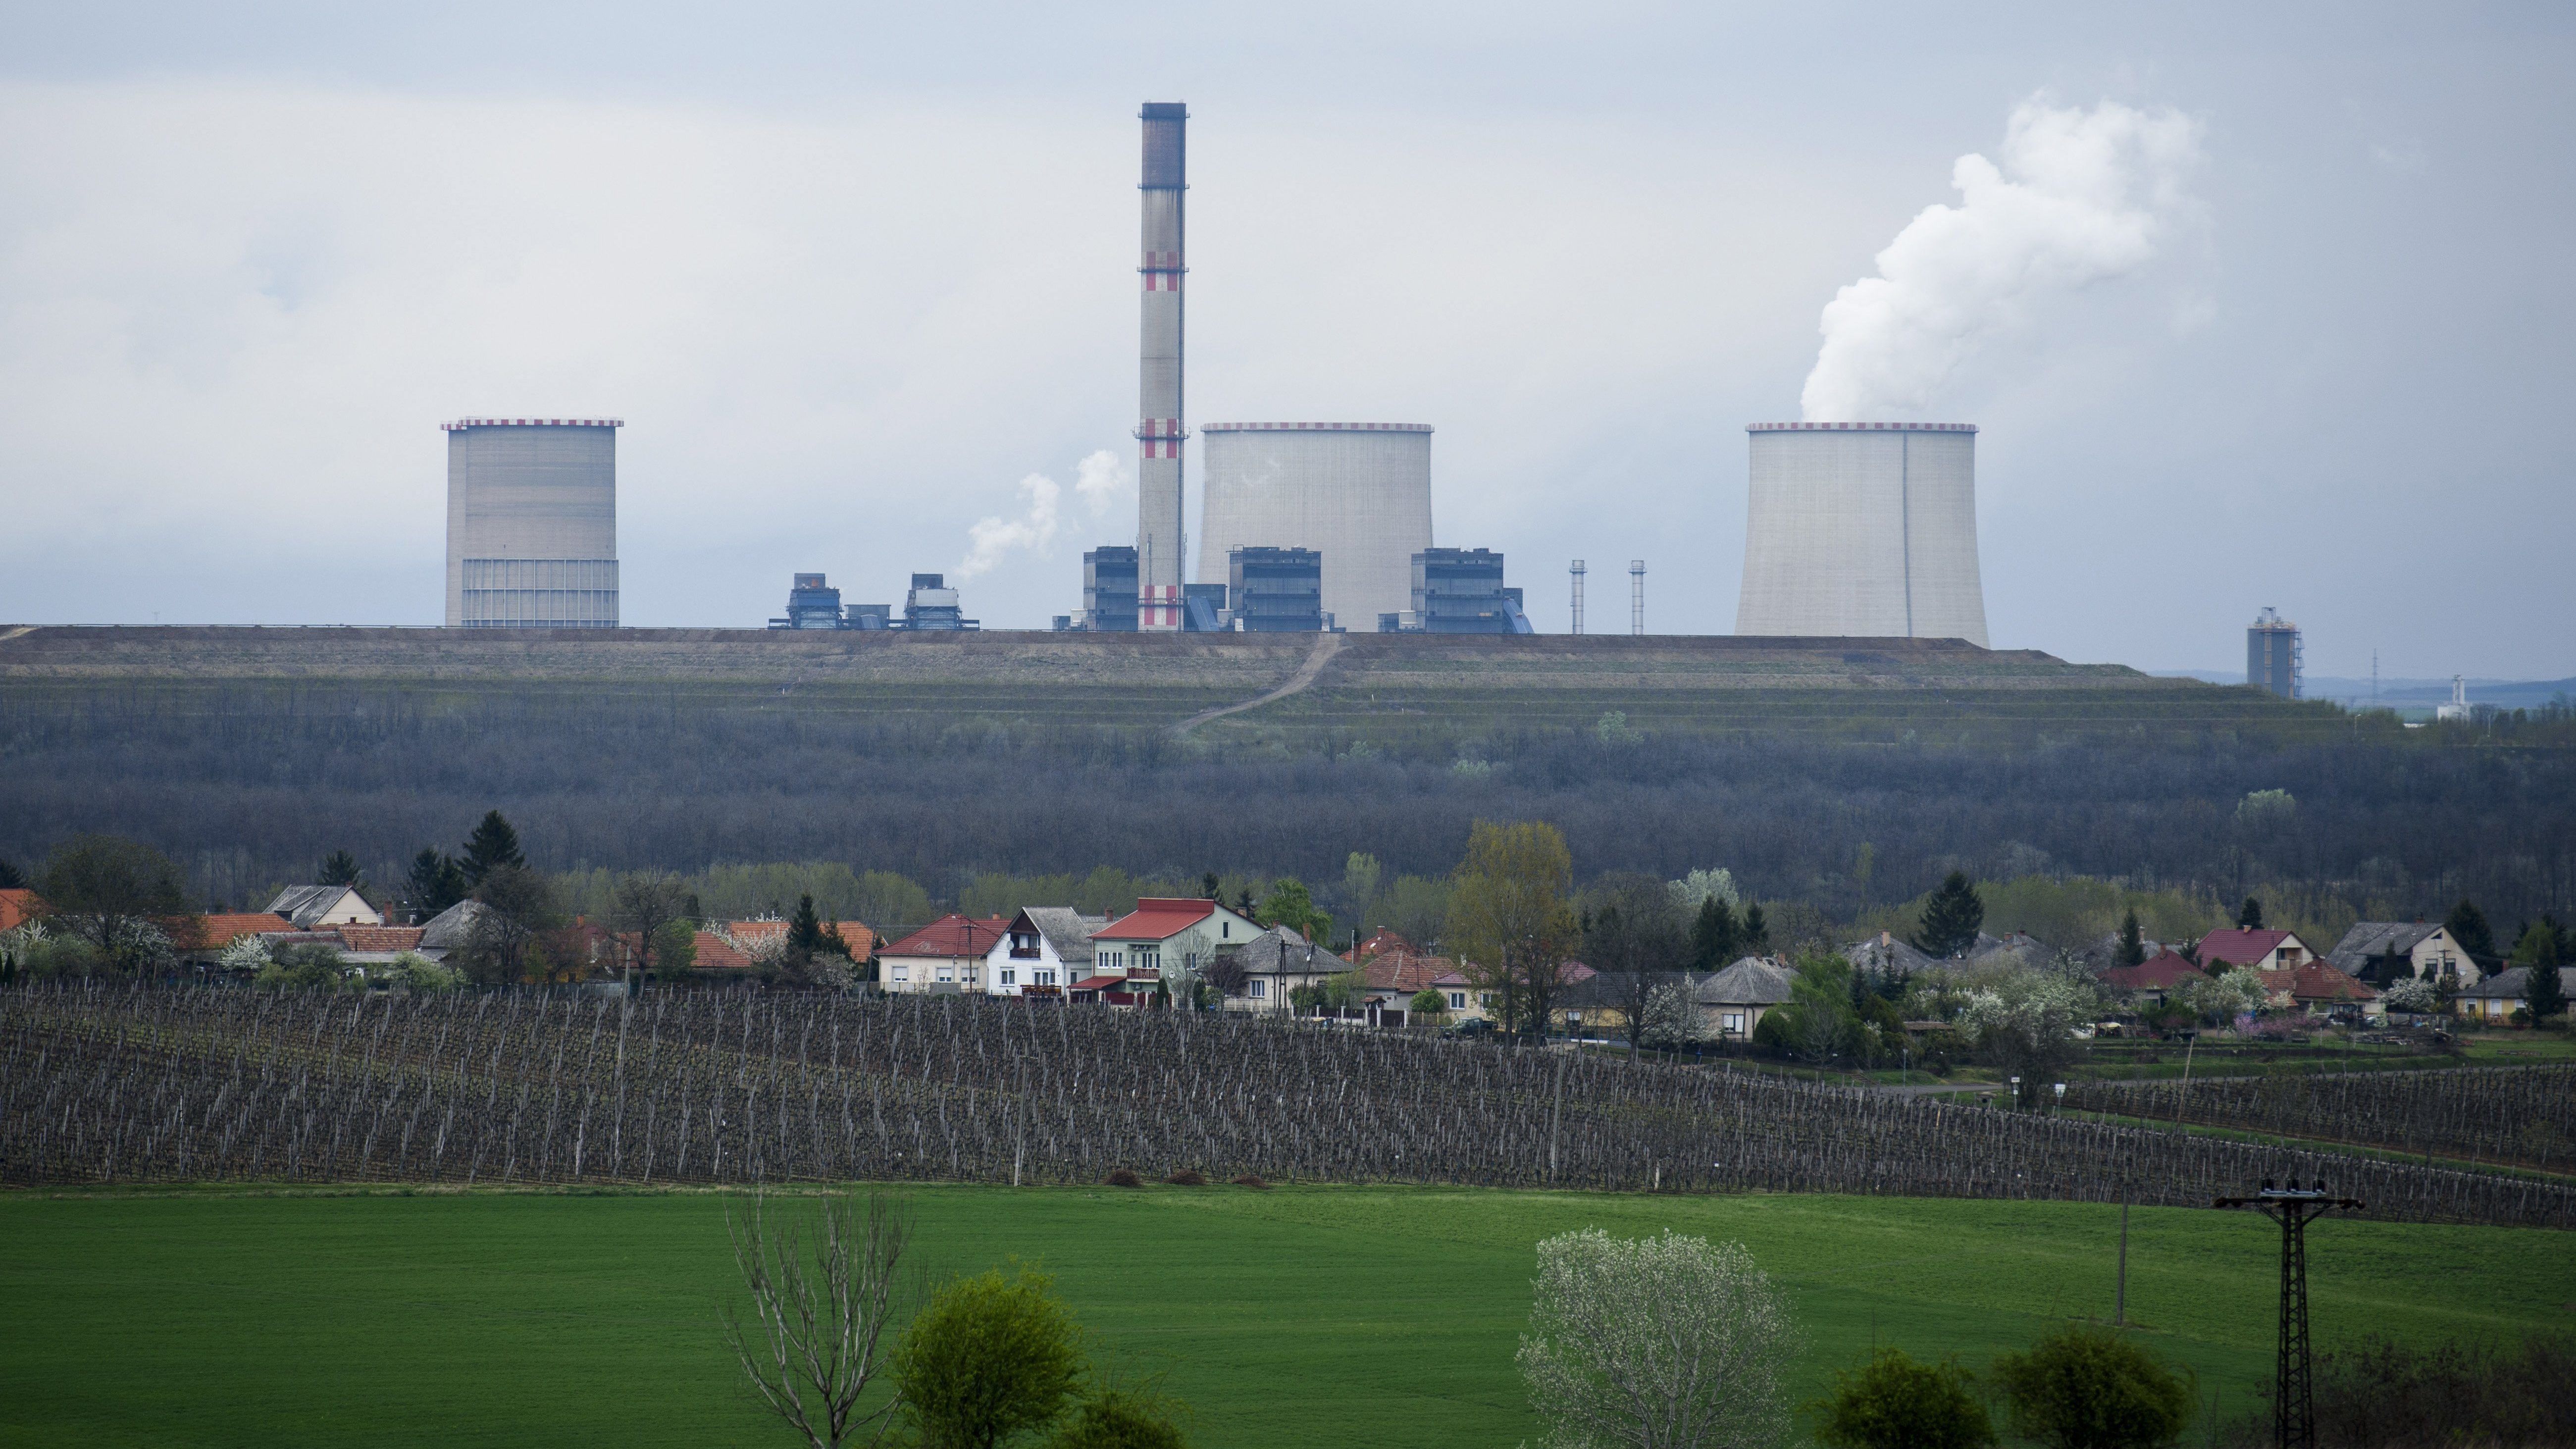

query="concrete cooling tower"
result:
[1196,422,1433,629]
[443,418,620,628]
[1735,422,1987,647]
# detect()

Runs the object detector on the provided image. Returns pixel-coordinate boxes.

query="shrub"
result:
[1810,1347,1997,1449]
[1993,1324,2193,1449]
[1046,1386,1191,1449]
[894,1268,1086,1449]
[1103,1168,1142,1189]
[1163,1168,1206,1187]
[1229,1174,1270,1190]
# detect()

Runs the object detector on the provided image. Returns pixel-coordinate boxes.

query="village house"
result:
[169,912,297,968]
[2194,927,2318,973]
[0,888,43,931]
[1082,897,1263,1000]
[1215,924,1350,1011]
[2454,967,2576,1023]
[264,885,383,930]
[2325,921,2483,986]
[879,914,1008,993]
[982,908,1107,997]
[2253,960,2382,1020]
[1693,957,1797,1041]
[2098,950,2207,1009]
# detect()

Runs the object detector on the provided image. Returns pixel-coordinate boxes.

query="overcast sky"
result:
[2,2,2570,676]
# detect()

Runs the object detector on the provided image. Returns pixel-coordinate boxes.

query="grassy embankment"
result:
[2,1184,2562,1449]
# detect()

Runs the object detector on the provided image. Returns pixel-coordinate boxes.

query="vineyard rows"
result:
[2065,1066,2576,1173]
[5,983,2571,1230]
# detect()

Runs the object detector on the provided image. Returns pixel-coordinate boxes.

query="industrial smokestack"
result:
[1629,560,1645,635]
[1136,102,1188,629]
[1569,559,1586,634]
[1736,422,1988,646]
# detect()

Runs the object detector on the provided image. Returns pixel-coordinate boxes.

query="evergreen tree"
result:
[404,847,468,922]
[2236,896,2265,930]
[2116,908,2147,968]
[0,858,25,889]
[1201,871,1220,901]
[459,811,526,886]
[1691,895,1741,969]
[786,893,829,959]
[2523,921,2566,1021]
[2445,898,2497,964]
[1741,902,1771,954]
[318,850,364,888]
[1913,873,1985,959]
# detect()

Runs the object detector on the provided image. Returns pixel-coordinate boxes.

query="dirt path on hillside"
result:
[1173,632,1344,735]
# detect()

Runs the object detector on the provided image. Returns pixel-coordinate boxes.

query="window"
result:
[1001,969,1016,986]
[893,967,909,982]
[1723,1012,1745,1034]
[1249,979,1267,999]
[936,967,954,983]
[1036,969,1055,986]
[1222,922,1230,938]
[1479,993,1495,1009]
[1448,991,1466,1011]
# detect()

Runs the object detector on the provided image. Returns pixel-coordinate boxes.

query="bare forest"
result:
[0,682,2571,926]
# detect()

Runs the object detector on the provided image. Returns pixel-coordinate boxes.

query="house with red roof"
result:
[879,914,1009,994]
[692,929,754,972]
[2099,950,2209,1009]
[0,888,44,932]
[1079,897,1262,1003]
[2255,961,2381,1019]
[2194,928,2318,973]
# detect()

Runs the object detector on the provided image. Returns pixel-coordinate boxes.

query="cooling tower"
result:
[1135,102,1188,629]
[1196,422,1434,629]
[443,418,620,628]
[1735,422,1986,646]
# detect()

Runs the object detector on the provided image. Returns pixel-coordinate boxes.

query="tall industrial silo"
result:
[1196,422,1433,630]
[443,418,620,628]
[1735,422,1987,646]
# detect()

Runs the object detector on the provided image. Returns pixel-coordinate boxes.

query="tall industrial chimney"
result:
[1569,559,1586,634]
[1136,103,1188,630]
[1629,560,1646,635]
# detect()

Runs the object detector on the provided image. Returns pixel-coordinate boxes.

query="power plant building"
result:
[1228,546,1324,632]
[1082,546,1140,632]
[443,418,620,628]
[2248,607,2302,698]
[1385,548,1531,633]
[1735,422,1987,647]
[1198,422,1433,631]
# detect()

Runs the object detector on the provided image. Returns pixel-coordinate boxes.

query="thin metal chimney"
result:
[1136,103,1188,629]
[1629,560,1645,635]
[1569,559,1586,634]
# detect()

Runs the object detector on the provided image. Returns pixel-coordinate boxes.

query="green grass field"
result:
[1,1184,2564,1449]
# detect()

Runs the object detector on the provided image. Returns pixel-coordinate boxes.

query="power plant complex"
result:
[1734,422,1988,647]
[436,104,2017,652]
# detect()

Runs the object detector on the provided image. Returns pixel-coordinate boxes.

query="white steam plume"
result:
[1800,97,2203,421]
[955,473,1061,579]
[1073,449,1128,516]
[954,450,1127,579]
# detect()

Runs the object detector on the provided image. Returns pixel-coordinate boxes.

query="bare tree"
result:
[723,1191,920,1449]
[1518,1228,1800,1449]
[609,872,692,992]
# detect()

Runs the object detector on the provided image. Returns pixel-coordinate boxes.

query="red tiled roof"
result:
[1073,974,1127,991]
[1096,897,1217,942]
[693,930,753,971]
[881,914,1008,960]
[334,925,424,954]
[2102,951,2207,991]
[2196,929,2298,967]
[171,912,296,950]
[2260,961,2378,1003]
[0,889,44,932]
[1354,928,1414,962]
[728,920,788,945]
[1362,949,1452,994]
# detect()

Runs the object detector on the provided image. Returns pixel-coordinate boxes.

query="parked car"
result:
[1442,1018,1496,1039]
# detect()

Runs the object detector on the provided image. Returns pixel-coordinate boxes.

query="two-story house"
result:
[2325,922,2484,986]
[1084,897,1263,1000]
[2193,928,2317,974]
[879,914,1008,994]
[983,908,1108,997]
[265,885,383,930]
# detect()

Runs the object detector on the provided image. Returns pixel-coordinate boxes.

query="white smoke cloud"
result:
[954,449,1129,579]
[1072,449,1128,516]
[956,472,1061,579]
[1799,97,2203,421]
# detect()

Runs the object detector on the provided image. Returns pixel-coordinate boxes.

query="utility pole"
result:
[2215,1181,2363,1449]
[2115,1194,2130,1326]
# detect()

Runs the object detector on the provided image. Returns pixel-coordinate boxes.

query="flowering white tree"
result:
[2378,976,2438,1015]
[218,934,273,973]
[1518,1229,1799,1449]
[1955,970,2100,1074]
[2177,968,2268,1025]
